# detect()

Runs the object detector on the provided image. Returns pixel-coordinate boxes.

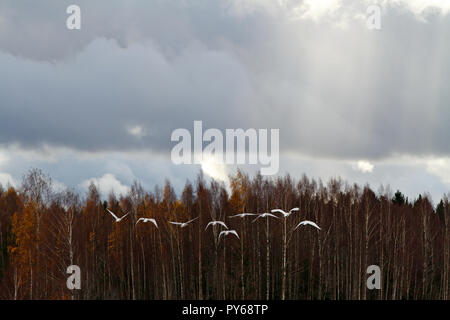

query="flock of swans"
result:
[106,207,321,242]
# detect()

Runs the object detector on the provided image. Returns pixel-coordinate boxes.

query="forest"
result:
[0,168,448,300]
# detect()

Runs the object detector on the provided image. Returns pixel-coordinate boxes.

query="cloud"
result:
[425,157,450,185]
[0,152,8,166]
[201,156,229,183]
[295,0,343,21]
[354,160,374,173]
[0,150,16,187]
[0,38,255,153]
[0,1,449,202]
[392,0,450,17]
[81,173,130,196]
[0,142,447,203]
[0,172,16,187]
[127,125,147,139]
[0,1,449,162]
[228,1,450,26]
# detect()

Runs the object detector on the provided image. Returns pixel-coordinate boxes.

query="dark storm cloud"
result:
[0,1,450,160]
[0,38,256,152]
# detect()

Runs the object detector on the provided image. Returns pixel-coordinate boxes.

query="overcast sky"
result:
[1,0,450,202]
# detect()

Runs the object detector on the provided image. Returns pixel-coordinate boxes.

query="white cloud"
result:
[425,158,450,184]
[201,155,229,183]
[0,152,8,166]
[0,172,17,187]
[229,0,450,25]
[296,0,342,21]
[354,160,374,173]
[392,0,450,17]
[81,173,130,196]
[127,125,147,139]
[0,151,15,187]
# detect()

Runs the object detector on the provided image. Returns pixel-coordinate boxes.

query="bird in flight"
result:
[218,230,240,241]
[205,220,228,230]
[252,213,279,223]
[136,218,158,228]
[228,213,258,219]
[168,217,199,228]
[271,207,299,218]
[293,220,321,231]
[106,209,129,223]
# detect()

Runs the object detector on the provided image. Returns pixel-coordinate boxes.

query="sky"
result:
[0,0,450,203]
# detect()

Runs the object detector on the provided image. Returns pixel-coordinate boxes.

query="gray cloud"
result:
[0,1,450,200]
[1,1,449,160]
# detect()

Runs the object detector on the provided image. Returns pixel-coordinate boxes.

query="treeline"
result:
[0,168,448,300]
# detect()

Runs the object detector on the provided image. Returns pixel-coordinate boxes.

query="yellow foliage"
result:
[8,201,38,277]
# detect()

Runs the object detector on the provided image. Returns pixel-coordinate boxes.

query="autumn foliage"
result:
[0,168,448,300]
